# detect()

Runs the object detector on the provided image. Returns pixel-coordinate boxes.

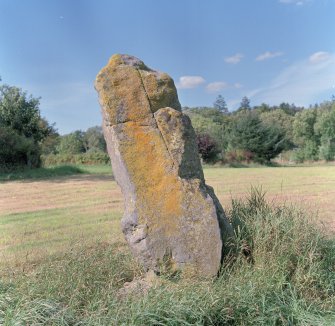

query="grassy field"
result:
[0,164,334,324]
[1,164,334,273]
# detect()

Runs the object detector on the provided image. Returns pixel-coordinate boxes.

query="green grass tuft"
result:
[1,189,334,325]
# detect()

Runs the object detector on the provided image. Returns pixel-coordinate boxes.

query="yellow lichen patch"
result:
[95,60,152,125]
[107,53,123,67]
[95,54,181,126]
[140,70,181,113]
[120,120,183,237]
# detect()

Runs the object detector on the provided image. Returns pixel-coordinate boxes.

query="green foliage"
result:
[184,107,230,157]
[293,108,319,160]
[186,97,335,164]
[51,127,107,164]
[213,94,228,114]
[314,102,335,160]
[56,130,85,155]
[40,121,59,155]
[239,96,251,110]
[0,126,40,171]
[229,111,286,162]
[260,109,295,150]
[277,102,303,116]
[0,85,51,142]
[253,102,271,113]
[41,126,108,166]
[318,141,335,161]
[290,101,335,162]
[42,151,110,166]
[40,132,60,155]
[0,83,55,170]
[1,191,334,324]
[83,126,106,152]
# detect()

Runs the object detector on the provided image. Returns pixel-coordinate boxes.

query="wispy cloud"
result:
[206,82,228,93]
[224,53,244,64]
[309,51,331,64]
[177,76,205,89]
[256,51,284,61]
[234,83,243,89]
[248,52,335,106]
[279,0,310,5]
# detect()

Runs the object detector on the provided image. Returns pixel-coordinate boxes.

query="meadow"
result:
[0,164,334,325]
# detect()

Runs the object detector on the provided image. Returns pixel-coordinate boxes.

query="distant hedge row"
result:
[42,151,110,166]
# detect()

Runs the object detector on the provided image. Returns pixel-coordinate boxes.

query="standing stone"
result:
[95,54,234,277]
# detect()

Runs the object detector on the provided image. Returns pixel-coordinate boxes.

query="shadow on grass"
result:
[227,161,283,168]
[0,165,86,182]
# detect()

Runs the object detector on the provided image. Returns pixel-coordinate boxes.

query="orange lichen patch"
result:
[120,120,183,236]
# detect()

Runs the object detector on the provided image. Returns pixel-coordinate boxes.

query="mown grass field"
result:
[1,164,334,275]
[0,164,334,325]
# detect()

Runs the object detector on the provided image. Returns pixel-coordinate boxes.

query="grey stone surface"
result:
[95,54,234,277]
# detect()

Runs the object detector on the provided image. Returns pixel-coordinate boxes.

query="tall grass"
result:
[1,189,334,325]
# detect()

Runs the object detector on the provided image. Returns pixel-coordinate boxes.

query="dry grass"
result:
[0,165,334,275]
[1,165,335,325]
[205,165,335,233]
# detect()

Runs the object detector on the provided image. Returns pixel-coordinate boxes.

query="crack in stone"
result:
[105,117,152,127]
[136,68,177,170]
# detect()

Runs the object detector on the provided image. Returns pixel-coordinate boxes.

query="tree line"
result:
[0,82,108,171]
[185,95,335,164]
[1,80,334,171]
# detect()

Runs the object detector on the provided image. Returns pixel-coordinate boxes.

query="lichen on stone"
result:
[95,54,234,277]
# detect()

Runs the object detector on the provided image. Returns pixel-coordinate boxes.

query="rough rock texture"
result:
[95,54,234,277]
[117,270,159,299]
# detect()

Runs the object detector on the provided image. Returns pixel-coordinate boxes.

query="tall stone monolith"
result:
[95,54,234,276]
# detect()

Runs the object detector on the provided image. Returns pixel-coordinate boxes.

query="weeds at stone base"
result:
[1,189,334,325]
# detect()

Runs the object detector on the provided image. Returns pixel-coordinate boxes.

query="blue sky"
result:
[1,0,334,134]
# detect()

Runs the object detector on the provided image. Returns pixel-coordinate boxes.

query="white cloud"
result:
[309,51,331,64]
[279,0,310,5]
[177,76,205,89]
[256,51,284,61]
[206,81,228,93]
[248,52,335,106]
[205,81,242,92]
[224,53,244,64]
